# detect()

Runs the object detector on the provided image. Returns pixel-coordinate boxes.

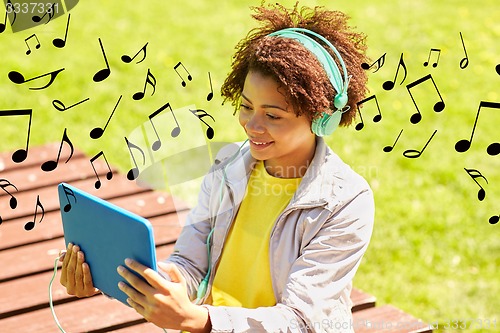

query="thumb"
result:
[158,262,184,284]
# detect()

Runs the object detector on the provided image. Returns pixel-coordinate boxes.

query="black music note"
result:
[32,3,55,23]
[147,102,180,151]
[25,34,41,55]
[125,137,146,181]
[383,129,403,153]
[90,151,113,189]
[463,168,488,201]
[52,97,90,112]
[496,64,500,76]
[8,68,65,90]
[0,179,18,209]
[383,53,407,91]
[490,215,499,225]
[52,13,70,48]
[361,53,386,73]
[24,195,44,231]
[133,69,156,100]
[121,42,148,64]
[355,95,382,131]
[403,130,437,158]
[406,74,445,124]
[455,101,500,156]
[93,38,111,82]
[173,62,192,87]
[423,48,441,67]
[0,1,16,33]
[41,128,74,172]
[61,184,76,212]
[207,72,214,101]
[190,109,215,140]
[0,109,32,163]
[90,95,122,139]
[459,32,469,69]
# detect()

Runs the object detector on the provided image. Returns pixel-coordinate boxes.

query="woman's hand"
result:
[59,243,100,297]
[117,259,211,333]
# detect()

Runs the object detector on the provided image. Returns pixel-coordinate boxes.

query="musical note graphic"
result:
[455,101,500,156]
[8,68,65,90]
[496,64,500,76]
[125,137,146,180]
[32,3,55,24]
[121,42,148,64]
[90,95,122,139]
[146,102,181,151]
[52,97,90,112]
[406,74,445,124]
[0,179,18,209]
[90,151,113,189]
[41,128,74,172]
[423,48,441,67]
[361,52,386,73]
[52,14,71,48]
[355,95,382,131]
[93,38,111,82]
[464,168,488,201]
[383,53,407,91]
[61,183,76,212]
[0,1,16,34]
[459,32,469,69]
[190,109,215,139]
[490,215,499,225]
[133,69,156,100]
[207,72,214,101]
[173,62,192,87]
[0,109,32,163]
[24,34,41,55]
[383,129,403,153]
[403,129,437,158]
[24,195,44,231]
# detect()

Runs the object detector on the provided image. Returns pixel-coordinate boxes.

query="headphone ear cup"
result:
[311,110,342,136]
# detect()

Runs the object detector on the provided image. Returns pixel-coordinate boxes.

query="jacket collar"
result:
[222,137,341,211]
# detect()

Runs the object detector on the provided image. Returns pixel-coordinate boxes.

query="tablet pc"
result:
[58,182,157,306]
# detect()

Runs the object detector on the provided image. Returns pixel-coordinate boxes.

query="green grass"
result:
[1,0,499,331]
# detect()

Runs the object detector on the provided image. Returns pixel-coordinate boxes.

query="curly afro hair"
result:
[221,2,370,128]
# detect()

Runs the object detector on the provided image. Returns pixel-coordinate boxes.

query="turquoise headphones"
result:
[268,28,351,136]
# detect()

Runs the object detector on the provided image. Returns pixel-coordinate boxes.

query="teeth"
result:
[253,141,269,145]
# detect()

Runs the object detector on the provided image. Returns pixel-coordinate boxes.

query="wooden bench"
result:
[0,143,432,332]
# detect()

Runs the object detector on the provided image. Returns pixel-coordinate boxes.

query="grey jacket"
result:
[166,137,375,332]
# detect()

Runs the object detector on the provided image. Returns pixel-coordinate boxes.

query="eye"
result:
[266,113,281,120]
[239,104,252,111]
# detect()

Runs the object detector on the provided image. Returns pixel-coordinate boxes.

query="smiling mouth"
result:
[250,139,274,148]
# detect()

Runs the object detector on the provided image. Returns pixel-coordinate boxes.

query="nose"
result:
[243,113,266,135]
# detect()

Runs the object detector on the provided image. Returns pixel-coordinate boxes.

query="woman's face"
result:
[238,70,316,178]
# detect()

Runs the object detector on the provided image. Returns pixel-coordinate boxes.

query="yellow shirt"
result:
[210,161,301,308]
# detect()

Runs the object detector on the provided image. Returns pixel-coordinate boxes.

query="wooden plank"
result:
[351,287,376,312]
[0,245,175,333]
[0,155,109,195]
[0,142,84,172]
[0,210,185,283]
[0,189,186,251]
[0,159,124,222]
[353,305,432,333]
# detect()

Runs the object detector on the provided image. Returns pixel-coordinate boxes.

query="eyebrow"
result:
[241,93,288,112]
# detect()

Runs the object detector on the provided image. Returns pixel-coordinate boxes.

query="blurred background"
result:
[0,0,499,331]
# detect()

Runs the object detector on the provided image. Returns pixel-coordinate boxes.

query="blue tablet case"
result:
[58,182,158,306]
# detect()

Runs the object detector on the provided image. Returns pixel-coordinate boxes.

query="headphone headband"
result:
[268,28,351,136]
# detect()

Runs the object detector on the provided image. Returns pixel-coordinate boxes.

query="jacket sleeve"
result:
[163,167,216,301]
[203,186,375,333]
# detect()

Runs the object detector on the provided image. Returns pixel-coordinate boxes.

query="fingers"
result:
[60,243,73,287]
[158,262,184,284]
[66,244,79,294]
